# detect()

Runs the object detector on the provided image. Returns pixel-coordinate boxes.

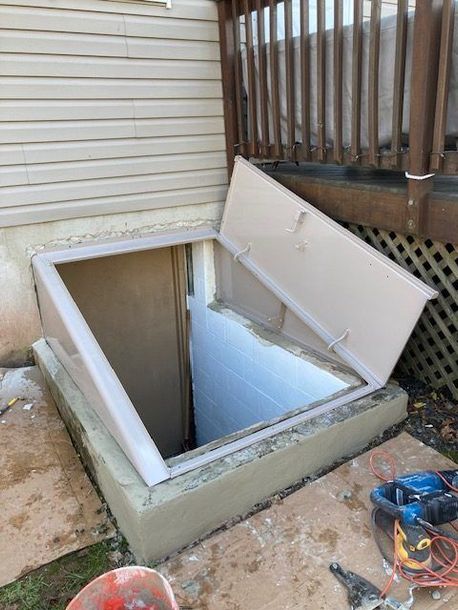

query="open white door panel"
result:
[219,157,437,387]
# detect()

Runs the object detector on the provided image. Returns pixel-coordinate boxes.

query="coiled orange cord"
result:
[369,450,458,595]
[369,450,397,482]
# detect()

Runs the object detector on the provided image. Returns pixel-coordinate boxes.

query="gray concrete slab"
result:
[157,434,458,610]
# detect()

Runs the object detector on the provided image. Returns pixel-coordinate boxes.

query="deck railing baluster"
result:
[231,0,246,158]
[243,0,258,156]
[390,0,408,169]
[256,0,270,158]
[284,0,295,160]
[269,0,282,158]
[333,0,343,164]
[317,0,326,162]
[368,0,382,167]
[299,0,311,161]
[351,0,363,165]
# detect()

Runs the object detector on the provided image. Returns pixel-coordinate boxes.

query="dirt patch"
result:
[398,377,458,461]
[0,536,134,610]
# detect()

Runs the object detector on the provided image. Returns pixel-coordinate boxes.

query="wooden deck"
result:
[265,163,458,244]
[218,1,458,241]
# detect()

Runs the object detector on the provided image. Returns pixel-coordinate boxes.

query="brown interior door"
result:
[57,246,190,458]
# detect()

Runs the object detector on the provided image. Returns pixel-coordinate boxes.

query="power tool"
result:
[370,469,458,572]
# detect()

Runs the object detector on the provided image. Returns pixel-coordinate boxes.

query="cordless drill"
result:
[370,470,458,571]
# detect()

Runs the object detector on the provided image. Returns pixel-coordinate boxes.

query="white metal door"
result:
[219,157,437,387]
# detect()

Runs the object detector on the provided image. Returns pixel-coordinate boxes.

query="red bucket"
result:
[66,566,179,610]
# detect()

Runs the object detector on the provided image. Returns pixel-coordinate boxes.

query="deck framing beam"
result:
[271,172,458,244]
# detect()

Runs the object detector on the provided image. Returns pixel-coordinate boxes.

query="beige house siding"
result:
[0,0,227,227]
[0,0,226,366]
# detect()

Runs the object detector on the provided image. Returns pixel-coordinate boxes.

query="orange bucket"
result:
[66,566,179,610]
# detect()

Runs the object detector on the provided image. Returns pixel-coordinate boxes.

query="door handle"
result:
[285,210,306,233]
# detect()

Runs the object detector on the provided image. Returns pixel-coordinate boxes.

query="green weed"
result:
[0,542,113,610]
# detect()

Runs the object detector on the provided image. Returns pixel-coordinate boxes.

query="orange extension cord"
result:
[368,450,458,596]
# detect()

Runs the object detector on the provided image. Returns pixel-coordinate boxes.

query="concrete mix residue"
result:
[157,434,458,610]
[0,366,114,587]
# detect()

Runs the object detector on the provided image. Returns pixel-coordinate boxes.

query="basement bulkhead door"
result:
[33,158,436,487]
[219,158,437,388]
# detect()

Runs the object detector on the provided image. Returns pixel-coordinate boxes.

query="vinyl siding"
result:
[0,0,227,227]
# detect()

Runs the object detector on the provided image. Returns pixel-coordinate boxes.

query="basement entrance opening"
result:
[55,241,360,464]
[32,158,436,488]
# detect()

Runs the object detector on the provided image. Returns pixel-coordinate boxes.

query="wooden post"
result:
[256,0,270,158]
[243,0,258,157]
[333,0,343,164]
[284,0,295,160]
[299,0,311,161]
[269,0,282,158]
[217,0,240,178]
[407,1,443,236]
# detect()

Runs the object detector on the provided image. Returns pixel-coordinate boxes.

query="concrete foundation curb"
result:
[33,338,408,563]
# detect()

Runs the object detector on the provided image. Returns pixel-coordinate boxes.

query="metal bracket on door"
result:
[286,210,306,233]
[327,329,350,352]
[233,242,252,262]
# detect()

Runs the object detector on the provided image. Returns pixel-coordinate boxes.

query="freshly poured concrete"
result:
[34,338,408,563]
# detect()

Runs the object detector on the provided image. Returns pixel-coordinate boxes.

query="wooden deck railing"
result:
[217,0,458,184]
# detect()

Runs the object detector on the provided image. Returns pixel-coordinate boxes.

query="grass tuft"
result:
[0,573,47,610]
[0,542,114,610]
